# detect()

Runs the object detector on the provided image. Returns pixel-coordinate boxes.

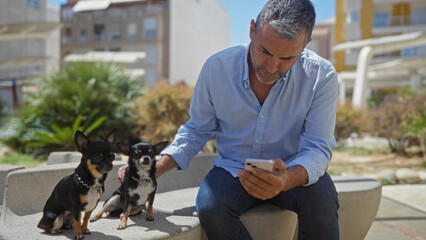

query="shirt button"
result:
[256,140,259,143]
[260,115,264,118]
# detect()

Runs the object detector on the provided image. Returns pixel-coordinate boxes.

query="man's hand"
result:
[238,158,287,200]
[238,159,308,200]
[118,164,128,184]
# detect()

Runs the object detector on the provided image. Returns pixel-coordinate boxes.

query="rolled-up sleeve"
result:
[161,60,217,170]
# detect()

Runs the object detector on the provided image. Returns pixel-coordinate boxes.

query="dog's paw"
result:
[48,229,62,234]
[117,223,127,230]
[62,223,73,230]
[146,216,154,221]
[82,229,91,235]
[74,234,84,240]
[89,216,99,222]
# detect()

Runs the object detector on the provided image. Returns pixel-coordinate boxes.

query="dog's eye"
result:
[92,156,102,163]
[134,153,141,159]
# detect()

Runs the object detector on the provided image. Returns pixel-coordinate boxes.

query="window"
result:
[94,24,105,41]
[79,29,87,43]
[412,8,426,25]
[127,23,138,40]
[27,0,39,9]
[62,7,73,20]
[108,8,121,17]
[144,18,157,39]
[109,23,121,41]
[93,10,104,18]
[373,12,390,27]
[63,28,72,44]
[144,70,157,86]
[402,45,426,57]
[144,45,157,65]
[128,6,137,15]
[346,11,359,23]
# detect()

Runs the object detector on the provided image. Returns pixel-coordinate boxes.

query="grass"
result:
[334,146,390,155]
[0,153,45,168]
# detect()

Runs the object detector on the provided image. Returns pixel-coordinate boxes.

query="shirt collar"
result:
[242,44,250,88]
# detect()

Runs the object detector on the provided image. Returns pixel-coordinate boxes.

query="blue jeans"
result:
[196,167,340,240]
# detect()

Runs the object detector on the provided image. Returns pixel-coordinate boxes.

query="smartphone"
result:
[244,159,274,173]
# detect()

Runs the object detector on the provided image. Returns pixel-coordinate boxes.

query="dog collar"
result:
[75,174,103,190]
[131,176,151,183]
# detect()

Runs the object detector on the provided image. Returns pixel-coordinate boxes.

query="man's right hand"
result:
[118,164,128,184]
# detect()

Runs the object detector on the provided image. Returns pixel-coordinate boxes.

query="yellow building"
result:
[334,0,426,106]
[335,0,426,71]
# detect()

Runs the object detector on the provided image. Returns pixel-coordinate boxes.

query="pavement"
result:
[366,184,426,240]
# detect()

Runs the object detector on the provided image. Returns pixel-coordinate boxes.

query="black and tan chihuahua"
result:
[90,141,168,230]
[37,129,116,240]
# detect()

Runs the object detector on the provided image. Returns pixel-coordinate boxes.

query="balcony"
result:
[373,15,426,35]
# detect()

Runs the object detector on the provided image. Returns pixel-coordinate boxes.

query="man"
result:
[120,0,339,239]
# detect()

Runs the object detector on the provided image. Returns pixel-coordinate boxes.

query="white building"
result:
[0,0,61,109]
[61,0,230,86]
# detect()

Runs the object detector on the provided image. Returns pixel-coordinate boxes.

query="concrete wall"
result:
[169,0,230,86]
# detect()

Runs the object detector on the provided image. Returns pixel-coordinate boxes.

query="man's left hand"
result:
[238,158,287,200]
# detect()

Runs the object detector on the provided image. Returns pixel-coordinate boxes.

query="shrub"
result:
[0,61,143,156]
[0,98,9,127]
[403,92,426,159]
[134,82,193,144]
[134,82,217,153]
[334,103,363,147]
[366,88,425,155]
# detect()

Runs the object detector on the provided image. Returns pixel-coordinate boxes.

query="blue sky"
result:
[218,0,336,46]
[48,0,335,47]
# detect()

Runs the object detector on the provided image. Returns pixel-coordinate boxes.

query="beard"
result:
[249,45,285,85]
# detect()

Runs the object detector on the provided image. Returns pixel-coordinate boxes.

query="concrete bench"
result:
[333,176,382,240]
[0,154,381,239]
[0,164,25,216]
[0,161,204,239]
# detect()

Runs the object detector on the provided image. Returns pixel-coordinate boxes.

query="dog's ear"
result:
[117,143,130,156]
[75,130,90,153]
[105,129,117,145]
[154,141,168,154]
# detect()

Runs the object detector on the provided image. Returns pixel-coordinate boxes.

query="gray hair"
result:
[254,0,316,44]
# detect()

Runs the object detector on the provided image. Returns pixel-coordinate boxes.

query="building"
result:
[60,0,230,86]
[334,0,426,107]
[0,0,61,109]
[307,17,335,61]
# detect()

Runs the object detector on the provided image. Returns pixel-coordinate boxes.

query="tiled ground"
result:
[366,185,426,240]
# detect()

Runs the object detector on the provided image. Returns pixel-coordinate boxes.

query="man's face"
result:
[249,20,309,85]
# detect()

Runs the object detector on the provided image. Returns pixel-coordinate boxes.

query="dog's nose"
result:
[142,156,150,164]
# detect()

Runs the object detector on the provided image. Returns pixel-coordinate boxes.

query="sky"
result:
[218,0,336,46]
[48,0,336,47]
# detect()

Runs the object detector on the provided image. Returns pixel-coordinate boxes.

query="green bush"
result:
[334,103,363,147]
[135,82,193,143]
[0,61,143,156]
[403,92,426,159]
[134,82,217,152]
[366,88,425,155]
[0,98,9,126]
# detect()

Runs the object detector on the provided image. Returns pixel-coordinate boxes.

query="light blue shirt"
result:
[162,45,338,186]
